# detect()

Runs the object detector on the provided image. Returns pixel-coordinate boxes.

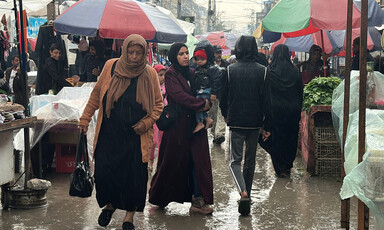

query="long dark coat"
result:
[149,65,214,206]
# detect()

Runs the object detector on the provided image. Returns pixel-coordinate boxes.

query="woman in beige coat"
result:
[78,34,163,230]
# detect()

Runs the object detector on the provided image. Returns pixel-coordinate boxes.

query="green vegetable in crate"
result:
[302,77,342,112]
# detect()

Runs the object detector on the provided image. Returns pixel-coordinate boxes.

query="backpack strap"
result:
[111,60,118,77]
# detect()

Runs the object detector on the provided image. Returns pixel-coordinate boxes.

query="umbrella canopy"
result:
[196,31,238,50]
[54,0,187,43]
[272,30,342,54]
[272,27,382,54]
[262,0,384,37]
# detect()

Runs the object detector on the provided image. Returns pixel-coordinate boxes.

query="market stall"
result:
[0,104,36,209]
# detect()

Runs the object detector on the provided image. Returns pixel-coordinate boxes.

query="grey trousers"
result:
[208,100,226,140]
[229,128,261,197]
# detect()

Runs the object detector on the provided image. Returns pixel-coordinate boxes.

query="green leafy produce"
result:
[302,77,342,112]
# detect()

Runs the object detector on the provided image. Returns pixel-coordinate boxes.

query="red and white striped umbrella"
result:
[54,0,187,43]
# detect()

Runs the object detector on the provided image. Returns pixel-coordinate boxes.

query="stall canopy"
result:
[196,31,238,50]
[0,0,52,17]
[53,0,187,43]
[262,0,384,37]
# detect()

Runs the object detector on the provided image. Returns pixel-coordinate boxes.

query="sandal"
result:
[98,208,115,227]
[122,222,135,230]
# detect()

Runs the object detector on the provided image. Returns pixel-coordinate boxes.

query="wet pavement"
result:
[0,132,377,230]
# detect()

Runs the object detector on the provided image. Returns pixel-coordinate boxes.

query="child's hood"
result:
[194,40,215,66]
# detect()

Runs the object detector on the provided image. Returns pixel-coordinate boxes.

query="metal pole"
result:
[358,0,369,229]
[320,30,327,77]
[177,0,181,19]
[13,0,19,53]
[208,0,212,32]
[341,0,353,228]
[18,0,30,190]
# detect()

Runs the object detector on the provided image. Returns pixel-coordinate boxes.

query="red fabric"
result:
[284,21,320,38]
[154,64,166,73]
[99,0,155,39]
[300,105,332,175]
[283,0,362,38]
[194,49,207,60]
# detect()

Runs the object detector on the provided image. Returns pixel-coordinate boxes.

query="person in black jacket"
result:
[192,40,223,133]
[81,40,105,82]
[220,35,271,216]
[36,43,72,95]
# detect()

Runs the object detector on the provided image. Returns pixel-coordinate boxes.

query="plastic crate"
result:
[55,144,77,173]
[315,141,342,159]
[315,158,342,177]
[315,126,338,143]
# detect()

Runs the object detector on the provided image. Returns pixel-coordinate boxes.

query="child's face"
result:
[158,69,165,85]
[50,49,61,60]
[195,56,207,66]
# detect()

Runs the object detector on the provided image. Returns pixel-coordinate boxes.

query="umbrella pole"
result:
[341,0,353,228]
[320,30,327,77]
[358,0,369,229]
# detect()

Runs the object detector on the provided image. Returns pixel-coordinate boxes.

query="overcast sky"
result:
[194,0,264,29]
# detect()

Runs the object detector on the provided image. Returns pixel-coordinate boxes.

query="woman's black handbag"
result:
[156,103,182,131]
[69,131,94,198]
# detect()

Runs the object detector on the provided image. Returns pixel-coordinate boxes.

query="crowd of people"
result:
[0,30,377,230]
[73,32,306,230]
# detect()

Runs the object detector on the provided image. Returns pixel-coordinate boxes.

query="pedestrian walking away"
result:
[78,34,163,230]
[149,42,214,215]
[220,35,272,216]
[258,44,303,178]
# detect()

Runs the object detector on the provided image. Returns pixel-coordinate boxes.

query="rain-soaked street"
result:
[0,132,377,230]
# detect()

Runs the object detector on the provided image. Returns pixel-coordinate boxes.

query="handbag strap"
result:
[75,131,90,168]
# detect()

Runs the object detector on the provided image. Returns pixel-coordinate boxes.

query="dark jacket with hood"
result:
[193,40,224,97]
[220,35,271,130]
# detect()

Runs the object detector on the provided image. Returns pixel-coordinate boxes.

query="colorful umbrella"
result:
[262,0,384,37]
[196,31,238,50]
[272,27,382,54]
[54,0,187,43]
[272,30,341,54]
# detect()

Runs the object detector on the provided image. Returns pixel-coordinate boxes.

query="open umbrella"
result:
[271,30,342,54]
[54,0,187,43]
[262,0,384,37]
[272,27,382,54]
[196,31,238,50]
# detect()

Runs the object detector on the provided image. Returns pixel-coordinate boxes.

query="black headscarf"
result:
[168,42,195,92]
[269,44,300,89]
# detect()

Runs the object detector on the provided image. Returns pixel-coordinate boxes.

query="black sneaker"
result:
[213,136,225,145]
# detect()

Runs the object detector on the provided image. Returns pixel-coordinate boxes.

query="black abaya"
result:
[94,77,148,212]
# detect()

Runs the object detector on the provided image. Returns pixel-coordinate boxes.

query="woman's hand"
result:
[92,67,101,76]
[132,121,146,135]
[199,99,211,112]
[78,125,88,134]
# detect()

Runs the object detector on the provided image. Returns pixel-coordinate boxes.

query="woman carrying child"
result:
[193,40,223,133]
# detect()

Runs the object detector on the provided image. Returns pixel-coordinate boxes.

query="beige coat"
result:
[79,58,163,163]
